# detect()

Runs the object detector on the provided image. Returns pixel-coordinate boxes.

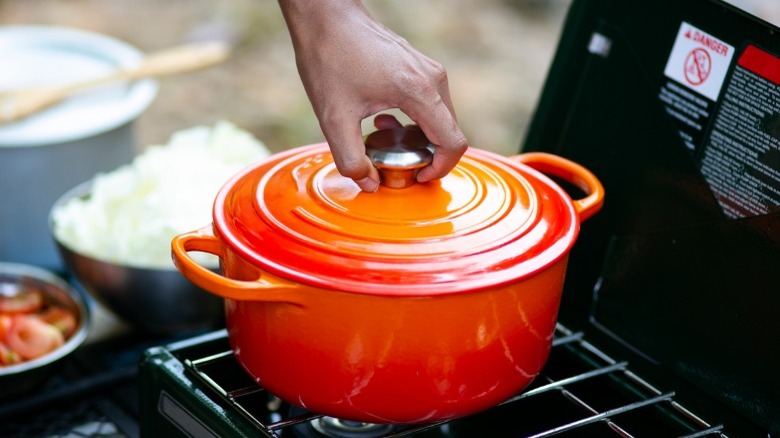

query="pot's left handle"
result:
[171,225,302,304]
[510,152,604,221]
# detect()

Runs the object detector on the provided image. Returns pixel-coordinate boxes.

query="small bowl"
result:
[0,262,91,399]
[50,180,224,335]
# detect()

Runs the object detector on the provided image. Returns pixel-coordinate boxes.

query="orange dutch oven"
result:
[171,127,604,424]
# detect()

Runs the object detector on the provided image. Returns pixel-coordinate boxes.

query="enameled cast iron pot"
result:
[172,127,604,423]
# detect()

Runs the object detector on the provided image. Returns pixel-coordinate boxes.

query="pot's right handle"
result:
[510,152,605,221]
[171,225,302,304]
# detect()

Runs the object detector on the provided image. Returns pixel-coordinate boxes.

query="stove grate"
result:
[183,324,728,437]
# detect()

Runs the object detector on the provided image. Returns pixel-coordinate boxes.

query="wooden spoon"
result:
[0,41,231,124]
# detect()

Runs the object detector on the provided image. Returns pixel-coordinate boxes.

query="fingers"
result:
[328,107,466,190]
[415,125,469,183]
[373,113,403,130]
[322,116,380,192]
[354,172,380,192]
[371,106,468,184]
[405,101,469,184]
[394,58,469,183]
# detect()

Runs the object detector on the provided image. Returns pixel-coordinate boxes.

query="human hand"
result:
[278,0,469,192]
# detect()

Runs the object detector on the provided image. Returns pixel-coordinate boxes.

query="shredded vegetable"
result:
[52,121,271,268]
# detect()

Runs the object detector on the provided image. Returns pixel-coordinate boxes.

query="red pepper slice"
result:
[37,306,78,338]
[0,288,43,314]
[5,315,64,360]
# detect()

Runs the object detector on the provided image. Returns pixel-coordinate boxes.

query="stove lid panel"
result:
[523,0,780,433]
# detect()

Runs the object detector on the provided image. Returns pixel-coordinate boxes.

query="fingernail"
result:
[356,176,379,192]
[415,168,432,183]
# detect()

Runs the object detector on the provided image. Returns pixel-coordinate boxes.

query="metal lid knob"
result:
[364,127,433,189]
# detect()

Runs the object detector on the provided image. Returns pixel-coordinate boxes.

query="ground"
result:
[0,0,575,156]
[0,0,775,156]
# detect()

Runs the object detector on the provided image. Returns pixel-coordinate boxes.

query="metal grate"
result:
[0,397,131,438]
[184,324,728,437]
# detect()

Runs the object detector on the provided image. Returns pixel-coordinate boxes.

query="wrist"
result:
[278,0,368,30]
[279,0,374,58]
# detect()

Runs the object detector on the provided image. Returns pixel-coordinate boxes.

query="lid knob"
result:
[364,127,433,189]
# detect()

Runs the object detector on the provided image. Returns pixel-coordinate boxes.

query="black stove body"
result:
[523,0,779,434]
[1,0,778,436]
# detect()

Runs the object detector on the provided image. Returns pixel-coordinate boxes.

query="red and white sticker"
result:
[663,22,735,100]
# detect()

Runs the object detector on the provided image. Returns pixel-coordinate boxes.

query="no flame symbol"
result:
[684,48,711,85]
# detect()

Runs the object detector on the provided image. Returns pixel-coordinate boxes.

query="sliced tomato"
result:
[0,288,43,314]
[0,342,22,366]
[6,315,64,360]
[37,306,78,338]
[0,314,11,343]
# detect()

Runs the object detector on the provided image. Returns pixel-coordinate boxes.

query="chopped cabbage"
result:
[52,120,271,269]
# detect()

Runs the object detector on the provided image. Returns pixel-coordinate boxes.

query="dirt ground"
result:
[0,0,584,157]
[1,0,776,156]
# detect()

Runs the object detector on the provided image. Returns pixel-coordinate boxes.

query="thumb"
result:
[322,120,380,192]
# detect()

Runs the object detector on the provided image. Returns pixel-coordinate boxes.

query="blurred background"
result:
[1,0,776,157]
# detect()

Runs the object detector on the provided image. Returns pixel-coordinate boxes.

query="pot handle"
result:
[171,225,302,304]
[510,152,605,221]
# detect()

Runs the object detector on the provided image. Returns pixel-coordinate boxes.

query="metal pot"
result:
[172,127,604,423]
[0,26,157,269]
[50,180,225,335]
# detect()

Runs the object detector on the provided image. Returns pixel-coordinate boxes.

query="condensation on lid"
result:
[0,25,158,146]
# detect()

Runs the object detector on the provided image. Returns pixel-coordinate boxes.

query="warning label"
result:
[659,19,780,220]
[699,44,780,219]
[664,22,735,100]
[659,23,735,154]
[684,48,711,85]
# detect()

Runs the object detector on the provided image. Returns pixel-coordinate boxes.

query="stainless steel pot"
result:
[0,26,158,269]
[51,180,225,335]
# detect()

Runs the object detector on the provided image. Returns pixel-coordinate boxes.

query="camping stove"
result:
[139,324,728,437]
[139,3,780,432]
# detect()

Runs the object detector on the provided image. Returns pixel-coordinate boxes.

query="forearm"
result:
[275,0,468,190]
[278,0,371,47]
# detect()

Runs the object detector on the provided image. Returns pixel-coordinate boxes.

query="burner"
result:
[310,417,396,438]
[288,407,399,438]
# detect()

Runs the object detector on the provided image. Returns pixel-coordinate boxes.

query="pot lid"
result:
[214,128,580,296]
[0,26,158,147]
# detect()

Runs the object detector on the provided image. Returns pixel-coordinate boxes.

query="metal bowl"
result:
[50,180,224,335]
[0,25,158,270]
[0,262,91,399]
